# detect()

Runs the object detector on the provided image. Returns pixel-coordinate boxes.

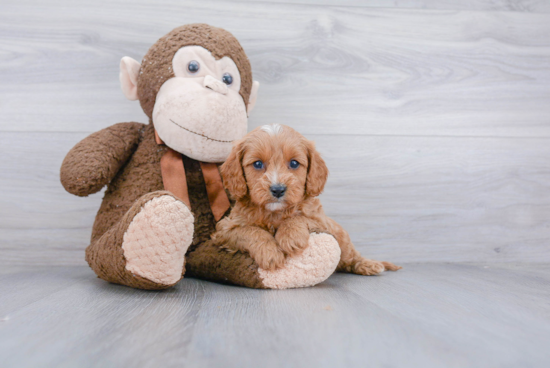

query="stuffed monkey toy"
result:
[60,24,341,290]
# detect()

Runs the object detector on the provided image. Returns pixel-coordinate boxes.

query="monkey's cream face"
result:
[152,46,249,162]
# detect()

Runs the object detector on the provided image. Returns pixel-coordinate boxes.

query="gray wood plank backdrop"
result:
[1,0,550,266]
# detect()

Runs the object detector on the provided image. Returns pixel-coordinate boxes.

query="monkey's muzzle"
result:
[203,75,228,95]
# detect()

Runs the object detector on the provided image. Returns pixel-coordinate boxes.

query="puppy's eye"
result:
[253,161,264,170]
[188,60,200,73]
[289,160,300,169]
[222,73,233,85]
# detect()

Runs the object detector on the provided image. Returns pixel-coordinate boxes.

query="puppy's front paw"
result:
[353,259,385,276]
[251,241,286,271]
[275,228,310,257]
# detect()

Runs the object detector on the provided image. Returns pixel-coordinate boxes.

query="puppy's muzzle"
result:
[270,184,286,199]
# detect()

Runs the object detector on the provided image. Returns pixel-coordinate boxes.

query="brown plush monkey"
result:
[60,24,341,290]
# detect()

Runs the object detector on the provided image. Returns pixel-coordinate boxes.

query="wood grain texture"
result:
[2,132,550,265]
[1,0,550,265]
[0,264,549,368]
[1,1,550,137]
[240,0,550,13]
[2,1,550,366]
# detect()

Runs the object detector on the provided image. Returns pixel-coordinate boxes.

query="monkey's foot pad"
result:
[122,195,194,285]
[258,233,341,289]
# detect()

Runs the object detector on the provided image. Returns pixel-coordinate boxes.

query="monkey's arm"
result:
[60,122,144,196]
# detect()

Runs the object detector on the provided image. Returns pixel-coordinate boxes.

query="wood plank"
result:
[320,134,550,263]
[242,0,550,13]
[0,266,90,316]
[333,263,550,367]
[0,264,549,367]
[0,267,206,368]
[2,132,550,265]
[0,2,549,137]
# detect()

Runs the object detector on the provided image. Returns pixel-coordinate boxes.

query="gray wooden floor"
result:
[1,264,549,368]
[2,0,550,366]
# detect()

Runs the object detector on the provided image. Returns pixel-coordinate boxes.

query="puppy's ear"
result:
[221,139,248,199]
[305,140,329,197]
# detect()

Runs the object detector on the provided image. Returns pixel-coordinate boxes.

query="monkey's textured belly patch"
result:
[258,233,341,289]
[122,195,194,285]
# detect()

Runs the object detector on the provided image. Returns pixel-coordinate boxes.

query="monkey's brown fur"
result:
[61,24,265,289]
[137,24,252,120]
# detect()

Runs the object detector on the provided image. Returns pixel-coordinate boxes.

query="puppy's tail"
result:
[382,261,402,271]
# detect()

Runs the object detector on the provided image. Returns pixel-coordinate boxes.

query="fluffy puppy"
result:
[214,124,401,275]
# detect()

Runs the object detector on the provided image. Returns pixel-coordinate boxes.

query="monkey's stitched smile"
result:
[169,119,234,143]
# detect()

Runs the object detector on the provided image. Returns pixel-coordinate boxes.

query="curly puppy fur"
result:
[214,124,402,274]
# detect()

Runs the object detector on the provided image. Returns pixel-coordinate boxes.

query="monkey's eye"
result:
[289,160,300,169]
[222,73,233,85]
[253,161,264,170]
[187,60,200,73]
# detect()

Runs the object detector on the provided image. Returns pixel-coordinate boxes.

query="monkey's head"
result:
[119,24,259,162]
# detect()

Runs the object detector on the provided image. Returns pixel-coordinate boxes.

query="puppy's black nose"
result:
[270,184,286,198]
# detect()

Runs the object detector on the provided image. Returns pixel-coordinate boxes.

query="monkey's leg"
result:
[185,233,341,289]
[85,191,194,290]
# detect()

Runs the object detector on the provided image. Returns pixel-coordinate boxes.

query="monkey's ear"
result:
[247,81,260,115]
[305,140,329,197]
[119,57,141,101]
[220,139,248,199]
